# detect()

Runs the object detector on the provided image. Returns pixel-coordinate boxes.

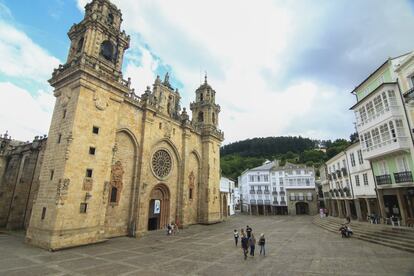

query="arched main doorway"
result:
[296,202,309,215]
[148,184,170,231]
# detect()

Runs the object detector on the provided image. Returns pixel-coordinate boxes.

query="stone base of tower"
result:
[25,226,108,251]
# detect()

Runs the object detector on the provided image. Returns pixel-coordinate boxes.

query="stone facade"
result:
[0,134,47,230]
[25,0,224,250]
[286,188,318,216]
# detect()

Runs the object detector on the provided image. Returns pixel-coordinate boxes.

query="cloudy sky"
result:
[1,0,414,144]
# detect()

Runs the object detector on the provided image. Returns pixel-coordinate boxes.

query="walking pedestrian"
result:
[241,234,249,260]
[258,233,266,256]
[246,225,252,238]
[249,233,256,256]
[233,229,239,246]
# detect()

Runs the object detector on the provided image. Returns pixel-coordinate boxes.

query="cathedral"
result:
[18,0,224,250]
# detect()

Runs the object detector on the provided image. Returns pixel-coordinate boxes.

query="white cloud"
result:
[0,21,60,81]
[0,82,53,141]
[76,0,413,144]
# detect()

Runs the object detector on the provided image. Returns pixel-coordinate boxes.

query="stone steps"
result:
[313,216,414,254]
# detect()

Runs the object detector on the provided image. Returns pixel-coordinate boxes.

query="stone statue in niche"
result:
[56,178,70,205]
[110,161,124,191]
[189,171,195,187]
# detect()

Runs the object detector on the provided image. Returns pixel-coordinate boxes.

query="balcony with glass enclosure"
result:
[359,118,410,160]
[354,83,405,132]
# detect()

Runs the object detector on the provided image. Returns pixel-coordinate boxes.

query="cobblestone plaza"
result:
[0,215,413,275]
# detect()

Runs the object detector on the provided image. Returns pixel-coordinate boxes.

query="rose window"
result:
[152,150,172,178]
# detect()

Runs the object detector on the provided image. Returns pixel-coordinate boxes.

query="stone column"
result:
[377,189,386,219]
[344,200,351,218]
[336,200,343,218]
[396,189,407,226]
[354,199,363,221]
[365,198,372,216]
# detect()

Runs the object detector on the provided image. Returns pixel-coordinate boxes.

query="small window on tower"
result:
[100,40,114,62]
[212,112,216,124]
[89,147,96,155]
[110,187,118,203]
[200,93,204,101]
[86,169,93,178]
[159,122,162,129]
[108,13,114,25]
[92,126,100,134]
[77,37,84,53]
[63,109,67,119]
[57,134,62,144]
[189,188,193,200]
[50,170,54,180]
[198,112,204,122]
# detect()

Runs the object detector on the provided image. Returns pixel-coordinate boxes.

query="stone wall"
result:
[286,188,318,216]
[0,137,46,230]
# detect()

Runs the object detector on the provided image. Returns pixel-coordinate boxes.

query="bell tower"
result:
[190,75,221,128]
[67,0,130,73]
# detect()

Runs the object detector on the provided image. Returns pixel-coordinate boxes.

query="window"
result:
[380,124,390,142]
[264,175,269,182]
[371,128,381,146]
[411,75,414,87]
[366,102,375,118]
[290,192,295,201]
[305,179,310,186]
[92,126,100,134]
[57,134,62,144]
[381,92,389,109]
[373,95,383,113]
[212,113,216,124]
[389,121,396,141]
[363,132,372,149]
[363,173,368,186]
[249,175,254,182]
[357,150,364,165]
[63,109,67,119]
[159,122,162,129]
[50,170,54,180]
[41,207,46,220]
[86,169,93,178]
[279,178,283,185]
[100,40,114,62]
[198,112,204,122]
[350,153,356,167]
[378,160,388,175]
[359,107,367,123]
[110,187,118,203]
[388,90,396,105]
[89,147,96,155]
[80,203,88,213]
[396,156,409,172]
[355,175,360,186]
[76,37,84,53]
[189,188,193,200]
[395,119,405,137]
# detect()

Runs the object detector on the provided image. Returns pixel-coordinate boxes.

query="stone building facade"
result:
[25,0,224,250]
[0,133,47,230]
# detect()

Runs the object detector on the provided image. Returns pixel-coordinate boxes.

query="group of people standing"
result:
[166,222,179,235]
[233,225,266,260]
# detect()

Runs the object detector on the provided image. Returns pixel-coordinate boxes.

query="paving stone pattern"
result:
[1,215,413,275]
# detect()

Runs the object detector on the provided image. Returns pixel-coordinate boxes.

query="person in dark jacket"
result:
[258,233,266,256]
[246,225,252,238]
[249,233,256,256]
[241,234,249,260]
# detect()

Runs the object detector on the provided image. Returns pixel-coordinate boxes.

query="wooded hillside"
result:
[220,136,351,181]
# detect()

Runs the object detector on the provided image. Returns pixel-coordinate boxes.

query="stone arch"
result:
[295,202,309,215]
[184,151,201,225]
[153,138,181,165]
[104,130,138,237]
[100,40,114,61]
[148,183,170,231]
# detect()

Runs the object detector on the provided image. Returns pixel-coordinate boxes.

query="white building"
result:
[220,177,236,216]
[238,160,317,215]
[346,142,379,220]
